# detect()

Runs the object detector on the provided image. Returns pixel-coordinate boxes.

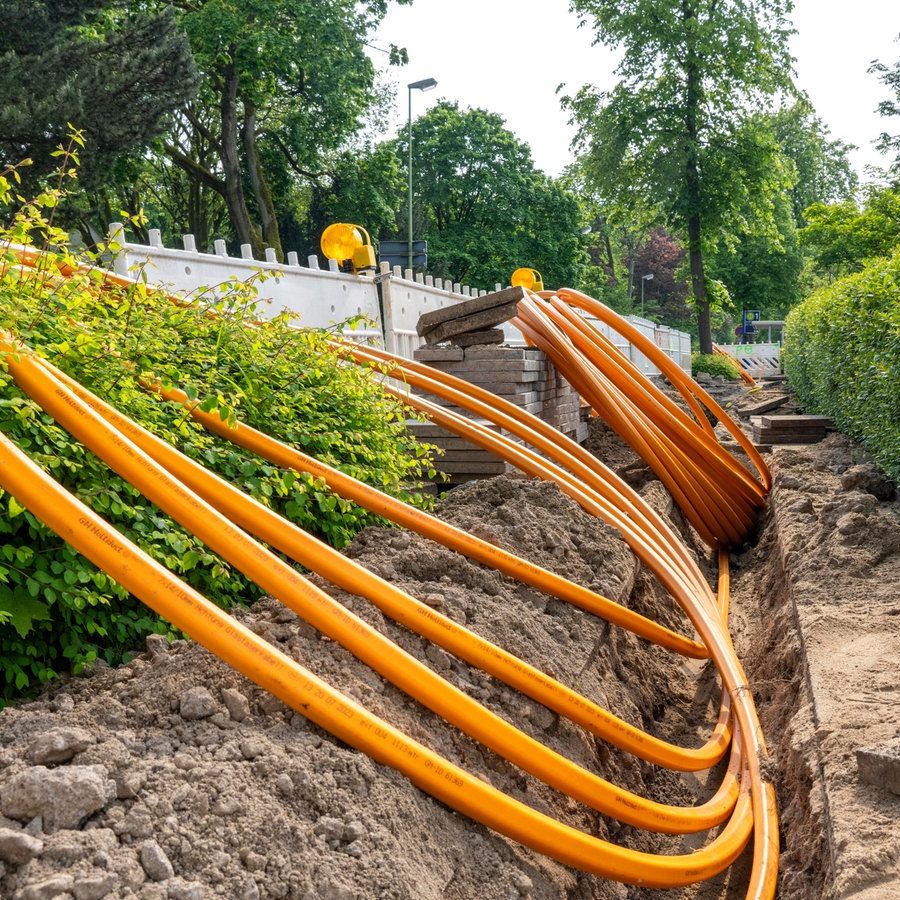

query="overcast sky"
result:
[368,0,900,182]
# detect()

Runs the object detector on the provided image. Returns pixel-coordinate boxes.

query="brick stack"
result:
[409,344,588,486]
[750,414,834,445]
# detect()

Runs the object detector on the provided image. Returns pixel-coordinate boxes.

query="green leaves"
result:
[784,245,900,479]
[392,101,586,290]
[0,585,52,639]
[800,188,900,279]
[0,155,438,704]
[564,1,799,350]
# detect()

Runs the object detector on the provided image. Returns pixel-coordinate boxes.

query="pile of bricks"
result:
[409,344,587,485]
[408,287,588,485]
[751,414,834,445]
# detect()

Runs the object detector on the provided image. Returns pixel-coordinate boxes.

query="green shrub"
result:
[691,352,741,382]
[783,246,900,479]
[0,147,438,702]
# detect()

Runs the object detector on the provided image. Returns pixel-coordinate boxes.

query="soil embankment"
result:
[0,382,898,898]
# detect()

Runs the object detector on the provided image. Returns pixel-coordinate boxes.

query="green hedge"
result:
[783,245,900,478]
[0,155,437,702]
[691,352,742,381]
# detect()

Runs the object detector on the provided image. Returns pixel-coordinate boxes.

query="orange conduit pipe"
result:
[530,295,767,512]
[143,370,749,787]
[512,297,755,547]
[0,429,756,887]
[553,287,770,491]
[331,340,715,604]
[511,307,743,547]
[1,342,737,835]
[7,240,716,657]
[4,253,778,895]
[143,348,777,898]
[513,295,765,546]
[375,378,729,602]
[147,378,712,658]
[10,236,706,657]
[45,359,729,774]
[531,297,766,521]
[320,344,777,896]
[164,359,730,670]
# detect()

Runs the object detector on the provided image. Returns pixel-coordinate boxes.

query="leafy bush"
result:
[691,352,741,381]
[0,146,438,702]
[783,246,900,478]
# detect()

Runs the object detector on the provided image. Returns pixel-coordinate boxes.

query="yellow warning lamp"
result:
[511,267,544,292]
[320,223,376,274]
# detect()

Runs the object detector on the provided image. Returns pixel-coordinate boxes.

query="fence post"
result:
[107,222,128,275]
[378,262,397,355]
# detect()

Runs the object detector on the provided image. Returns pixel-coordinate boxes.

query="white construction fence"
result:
[109,225,692,376]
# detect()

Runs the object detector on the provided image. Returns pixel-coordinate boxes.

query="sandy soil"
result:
[0,380,897,899]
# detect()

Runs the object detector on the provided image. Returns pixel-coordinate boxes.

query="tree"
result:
[870,36,900,182]
[393,101,586,291]
[707,190,803,320]
[564,0,797,352]
[0,1,197,189]
[303,143,406,257]
[800,186,900,278]
[633,228,691,324]
[160,0,409,261]
[769,101,857,225]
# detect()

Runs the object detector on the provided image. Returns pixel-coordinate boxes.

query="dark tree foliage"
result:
[0,1,198,188]
[162,0,410,261]
[302,144,406,260]
[708,192,803,320]
[392,101,586,291]
[632,228,691,324]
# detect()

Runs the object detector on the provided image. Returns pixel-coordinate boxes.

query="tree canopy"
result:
[870,36,900,182]
[800,186,900,277]
[393,101,586,290]
[565,0,797,351]
[0,1,197,187]
[769,101,858,224]
[159,0,410,260]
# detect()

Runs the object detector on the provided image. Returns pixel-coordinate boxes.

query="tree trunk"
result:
[688,213,712,353]
[242,99,283,262]
[603,232,616,283]
[219,60,260,254]
[683,5,712,354]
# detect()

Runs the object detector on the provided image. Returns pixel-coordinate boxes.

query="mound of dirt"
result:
[1,384,898,899]
[0,461,720,900]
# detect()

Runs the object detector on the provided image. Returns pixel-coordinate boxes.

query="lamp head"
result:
[408,78,438,92]
[321,223,375,274]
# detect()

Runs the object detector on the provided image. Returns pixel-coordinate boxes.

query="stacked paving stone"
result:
[751,414,834,445]
[410,288,588,485]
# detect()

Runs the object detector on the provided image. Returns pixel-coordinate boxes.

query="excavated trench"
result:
[0,387,896,899]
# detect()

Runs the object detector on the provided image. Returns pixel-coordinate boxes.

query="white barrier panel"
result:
[111,226,382,345]
[719,343,781,377]
[107,225,693,374]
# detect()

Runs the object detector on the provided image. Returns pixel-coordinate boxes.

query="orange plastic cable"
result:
[0,428,756,887]
[714,345,757,387]
[47,359,727,773]
[2,251,778,897]
[0,342,736,834]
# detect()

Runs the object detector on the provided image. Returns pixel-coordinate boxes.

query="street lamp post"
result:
[407,77,437,271]
[641,273,654,317]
